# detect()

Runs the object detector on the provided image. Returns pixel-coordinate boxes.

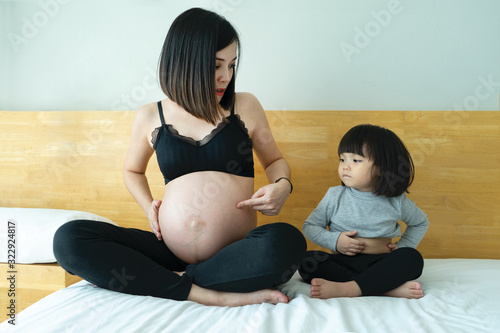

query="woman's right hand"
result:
[149,199,162,241]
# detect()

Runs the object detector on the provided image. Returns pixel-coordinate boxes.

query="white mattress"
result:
[2,259,499,333]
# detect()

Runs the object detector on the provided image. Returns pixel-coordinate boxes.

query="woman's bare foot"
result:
[383,281,423,299]
[187,284,290,307]
[310,278,362,299]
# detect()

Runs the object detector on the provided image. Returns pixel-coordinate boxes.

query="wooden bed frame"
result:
[1,110,499,312]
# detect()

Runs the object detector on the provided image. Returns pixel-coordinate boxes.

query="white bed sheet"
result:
[2,259,499,333]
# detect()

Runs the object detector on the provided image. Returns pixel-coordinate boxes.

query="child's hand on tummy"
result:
[336,230,365,256]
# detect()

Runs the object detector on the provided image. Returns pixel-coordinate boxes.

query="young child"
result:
[299,124,429,299]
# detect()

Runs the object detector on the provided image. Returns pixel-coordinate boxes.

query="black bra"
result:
[151,101,254,184]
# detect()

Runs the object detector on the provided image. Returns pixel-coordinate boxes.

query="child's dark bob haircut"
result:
[159,8,240,125]
[338,124,415,197]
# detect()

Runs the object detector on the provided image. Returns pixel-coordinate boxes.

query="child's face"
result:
[338,152,378,192]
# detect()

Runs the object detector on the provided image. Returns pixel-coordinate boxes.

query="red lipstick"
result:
[216,88,225,97]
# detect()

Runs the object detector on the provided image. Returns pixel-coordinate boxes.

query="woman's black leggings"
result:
[53,220,306,301]
[298,248,424,296]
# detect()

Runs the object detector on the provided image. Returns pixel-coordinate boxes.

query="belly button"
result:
[189,219,205,230]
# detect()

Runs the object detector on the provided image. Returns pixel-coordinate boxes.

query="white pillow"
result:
[0,208,118,264]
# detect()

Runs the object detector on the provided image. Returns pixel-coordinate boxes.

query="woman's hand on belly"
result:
[148,199,163,241]
[158,172,257,264]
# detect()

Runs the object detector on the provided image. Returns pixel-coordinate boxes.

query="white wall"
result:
[1,0,499,111]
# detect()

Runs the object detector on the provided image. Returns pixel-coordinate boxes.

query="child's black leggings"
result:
[53,220,306,301]
[298,248,424,296]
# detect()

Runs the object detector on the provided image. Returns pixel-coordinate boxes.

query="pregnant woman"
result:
[53,8,306,307]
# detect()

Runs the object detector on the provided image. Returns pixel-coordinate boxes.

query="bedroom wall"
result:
[1,0,499,111]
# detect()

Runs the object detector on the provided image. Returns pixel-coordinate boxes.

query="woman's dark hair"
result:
[159,8,240,125]
[338,124,415,197]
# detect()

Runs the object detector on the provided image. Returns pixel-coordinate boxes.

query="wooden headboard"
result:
[1,110,499,259]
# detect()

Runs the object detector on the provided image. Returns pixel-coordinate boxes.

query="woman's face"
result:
[215,41,237,102]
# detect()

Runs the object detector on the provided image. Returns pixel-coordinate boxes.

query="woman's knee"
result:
[53,220,97,266]
[262,222,307,258]
[247,223,306,283]
[54,220,81,250]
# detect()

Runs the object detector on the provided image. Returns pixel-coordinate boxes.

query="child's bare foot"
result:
[383,281,423,299]
[187,284,290,307]
[310,278,362,299]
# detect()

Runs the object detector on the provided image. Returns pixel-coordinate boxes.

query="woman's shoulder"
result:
[234,92,263,113]
[137,101,160,116]
[235,91,258,102]
[135,101,162,123]
[233,93,267,137]
[130,101,164,138]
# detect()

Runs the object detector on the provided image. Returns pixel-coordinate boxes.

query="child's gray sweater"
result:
[303,186,429,252]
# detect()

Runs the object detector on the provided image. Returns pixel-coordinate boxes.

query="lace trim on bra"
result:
[151,114,250,148]
[151,127,161,149]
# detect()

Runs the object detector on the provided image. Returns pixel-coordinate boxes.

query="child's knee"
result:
[400,247,423,263]
[396,247,424,275]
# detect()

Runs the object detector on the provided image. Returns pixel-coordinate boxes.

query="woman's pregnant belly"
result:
[159,171,257,264]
